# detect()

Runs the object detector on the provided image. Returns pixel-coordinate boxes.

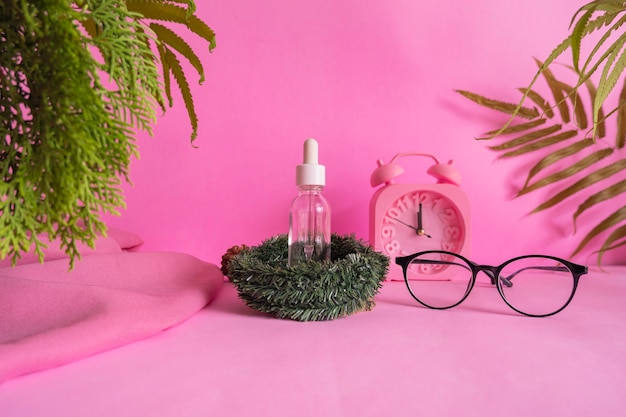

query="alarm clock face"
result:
[378,190,466,278]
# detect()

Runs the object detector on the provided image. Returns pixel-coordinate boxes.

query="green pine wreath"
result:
[225,234,390,321]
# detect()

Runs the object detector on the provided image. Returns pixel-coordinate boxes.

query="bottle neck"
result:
[297,185,324,193]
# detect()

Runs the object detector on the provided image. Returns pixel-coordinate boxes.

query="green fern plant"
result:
[0,0,215,266]
[457,0,626,264]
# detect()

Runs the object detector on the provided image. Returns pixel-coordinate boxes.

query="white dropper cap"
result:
[296,138,326,186]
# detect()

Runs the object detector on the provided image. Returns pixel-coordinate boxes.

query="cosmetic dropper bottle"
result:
[288,138,331,266]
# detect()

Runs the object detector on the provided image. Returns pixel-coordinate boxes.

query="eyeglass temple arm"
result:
[499,266,572,288]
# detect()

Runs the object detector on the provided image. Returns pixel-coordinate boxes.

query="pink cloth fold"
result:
[0,231,223,383]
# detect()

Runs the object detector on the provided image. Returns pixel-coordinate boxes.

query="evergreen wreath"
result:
[225,234,390,322]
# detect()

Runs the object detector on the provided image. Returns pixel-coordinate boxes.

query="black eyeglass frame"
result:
[395,250,589,317]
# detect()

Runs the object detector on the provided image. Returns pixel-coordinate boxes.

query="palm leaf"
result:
[484,119,547,136]
[535,59,571,124]
[500,129,578,159]
[592,31,626,136]
[150,22,205,83]
[583,77,607,137]
[573,178,626,229]
[126,0,216,51]
[617,76,626,147]
[594,224,626,265]
[162,47,199,142]
[579,12,626,76]
[523,138,595,188]
[526,155,625,205]
[571,206,626,257]
[559,81,589,129]
[575,4,625,74]
[458,1,626,264]
[519,88,555,118]
[478,38,573,139]
[488,124,561,151]
[163,0,197,17]
[571,8,595,73]
[156,43,174,106]
[122,0,216,142]
[454,90,539,120]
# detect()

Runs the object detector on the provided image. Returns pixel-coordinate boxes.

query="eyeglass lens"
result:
[498,256,576,316]
[405,252,473,309]
[405,252,576,316]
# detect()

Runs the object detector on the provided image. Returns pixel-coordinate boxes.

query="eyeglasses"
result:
[395,251,588,317]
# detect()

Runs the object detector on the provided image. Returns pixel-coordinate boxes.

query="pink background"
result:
[104,0,625,266]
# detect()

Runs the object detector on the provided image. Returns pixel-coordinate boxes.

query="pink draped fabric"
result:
[0,230,223,383]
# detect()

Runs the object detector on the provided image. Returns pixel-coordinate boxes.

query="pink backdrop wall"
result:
[104,0,626,266]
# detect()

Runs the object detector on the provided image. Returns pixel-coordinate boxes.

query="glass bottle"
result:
[288,139,331,266]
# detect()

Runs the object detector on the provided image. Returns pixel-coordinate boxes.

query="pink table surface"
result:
[1,266,625,417]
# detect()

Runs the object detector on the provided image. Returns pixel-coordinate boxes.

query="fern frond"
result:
[476,38,573,139]
[559,81,589,129]
[583,77,608,137]
[126,0,216,51]
[518,88,555,118]
[488,125,562,151]
[485,119,547,136]
[150,22,205,83]
[571,8,595,73]
[500,129,578,158]
[580,13,626,76]
[617,77,626,147]
[525,155,625,201]
[595,224,626,265]
[454,90,539,120]
[573,178,626,229]
[571,206,626,257]
[592,31,626,136]
[163,47,199,142]
[536,59,571,124]
[459,1,626,264]
[165,0,197,17]
[523,138,595,188]
[156,43,174,106]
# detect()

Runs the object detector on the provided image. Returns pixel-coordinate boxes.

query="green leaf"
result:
[163,0,197,18]
[156,43,174,106]
[590,31,626,137]
[526,155,625,204]
[583,77,607,137]
[126,0,216,51]
[163,47,199,142]
[0,0,146,267]
[617,76,626,148]
[579,12,626,76]
[150,22,205,84]
[571,206,626,257]
[571,8,595,73]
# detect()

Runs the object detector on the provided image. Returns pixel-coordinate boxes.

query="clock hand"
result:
[391,217,419,233]
[417,203,432,238]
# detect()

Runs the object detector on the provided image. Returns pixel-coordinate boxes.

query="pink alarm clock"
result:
[369,152,471,281]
